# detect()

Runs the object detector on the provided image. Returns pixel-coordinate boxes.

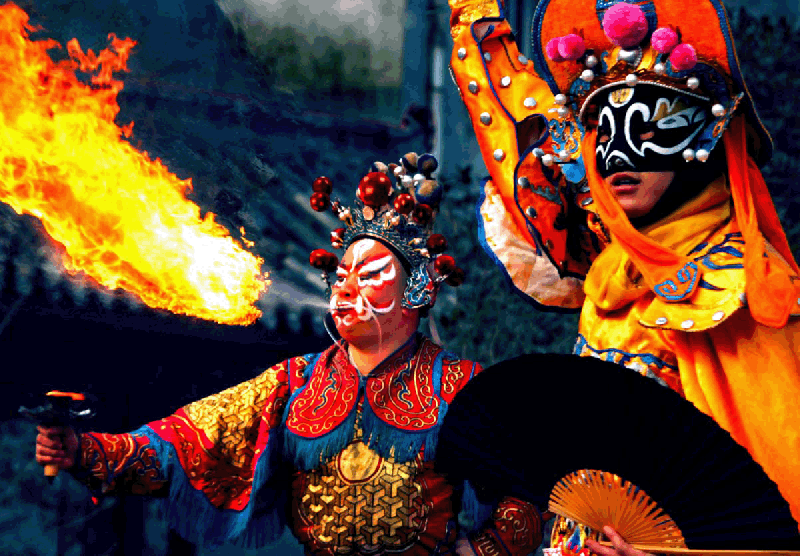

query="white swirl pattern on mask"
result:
[595,105,616,161]
[596,94,708,172]
[624,100,706,158]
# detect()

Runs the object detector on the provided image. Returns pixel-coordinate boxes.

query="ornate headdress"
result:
[531,0,772,168]
[307,152,464,310]
[527,0,797,325]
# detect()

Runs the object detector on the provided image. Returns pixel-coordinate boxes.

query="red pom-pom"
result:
[331,227,345,241]
[412,203,433,226]
[310,192,330,212]
[433,254,456,277]
[309,249,325,268]
[546,37,565,62]
[310,249,339,273]
[393,193,415,215]
[312,176,333,194]
[426,234,448,254]
[669,43,697,71]
[558,34,586,61]
[603,3,648,48]
[651,27,679,53]
[358,172,392,208]
[445,267,465,286]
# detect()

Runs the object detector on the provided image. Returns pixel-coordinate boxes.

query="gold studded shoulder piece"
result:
[448,0,502,41]
[450,9,601,296]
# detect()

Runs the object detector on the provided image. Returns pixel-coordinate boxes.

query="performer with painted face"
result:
[446,0,800,549]
[34,153,543,555]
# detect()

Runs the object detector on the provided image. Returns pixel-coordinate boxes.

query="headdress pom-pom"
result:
[415,179,443,207]
[602,3,648,48]
[357,172,392,208]
[558,34,586,61]
[310,192,330,212]
[393,193,415,215]
[417,153,439,176]
[651,27,679,53]
[446,267,466,287]
[669,43,698,71]
[546,37,566,62]
[371,161,389,174]
[310,176,333,212]
[310,249,339,273]
[426,234,448,254]
[412,203,433,226]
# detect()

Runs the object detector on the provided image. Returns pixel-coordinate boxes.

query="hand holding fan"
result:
[435,354,800,553]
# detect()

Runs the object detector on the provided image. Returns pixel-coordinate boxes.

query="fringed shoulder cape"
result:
[73,334,544,555]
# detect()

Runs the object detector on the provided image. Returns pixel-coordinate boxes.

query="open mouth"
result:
[610,173,640,186]
[609,173,641,192]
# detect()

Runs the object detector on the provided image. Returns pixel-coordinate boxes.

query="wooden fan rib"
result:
[617,478,647,537]
[548,470,687,548]
[596,542,800,556]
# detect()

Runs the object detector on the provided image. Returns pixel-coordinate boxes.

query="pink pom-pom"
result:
[558,34,586,60]
[669,43,697,71]
[602,3,648,48]
[546,37,565,62]
[651,27,679,53]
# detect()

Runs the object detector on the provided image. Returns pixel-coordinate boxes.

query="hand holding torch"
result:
[20,391,94,480]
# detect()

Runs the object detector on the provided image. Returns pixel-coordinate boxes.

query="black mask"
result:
[594,85,710,178]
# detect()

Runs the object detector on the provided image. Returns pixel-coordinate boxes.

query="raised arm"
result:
[448,0,601,309]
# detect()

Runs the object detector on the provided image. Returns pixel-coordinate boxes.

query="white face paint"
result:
[594,85,710,177]
[329,239,401,329]
[595,105,617,164]
[625,101,706,158]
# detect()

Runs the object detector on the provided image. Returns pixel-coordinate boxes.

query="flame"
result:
[0,3,268,325]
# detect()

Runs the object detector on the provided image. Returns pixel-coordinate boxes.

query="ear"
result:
[401,307,417,318]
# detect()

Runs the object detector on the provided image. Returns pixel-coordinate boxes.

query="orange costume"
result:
[447,0,800,525]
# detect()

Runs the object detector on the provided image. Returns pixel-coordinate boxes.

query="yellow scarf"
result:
[582,117,799,326]
[584,177,732,311]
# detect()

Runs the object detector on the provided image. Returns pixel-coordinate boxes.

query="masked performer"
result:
[447,0,800,531]
[35,153,543,555]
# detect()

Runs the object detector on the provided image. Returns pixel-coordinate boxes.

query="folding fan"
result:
[435,353,800,552]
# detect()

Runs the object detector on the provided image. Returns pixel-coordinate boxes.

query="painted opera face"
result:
[593,85,710,218]
[329,238,412,344]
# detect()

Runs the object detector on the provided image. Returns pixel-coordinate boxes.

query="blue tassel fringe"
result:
[283,407,359,471]
[138,426,288,549]
[458,480,495,534]
[361,399,442,463]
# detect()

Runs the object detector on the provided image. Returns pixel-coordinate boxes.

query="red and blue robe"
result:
[75,334,543,555]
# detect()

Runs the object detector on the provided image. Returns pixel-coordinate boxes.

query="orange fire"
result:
[0,3,268,325]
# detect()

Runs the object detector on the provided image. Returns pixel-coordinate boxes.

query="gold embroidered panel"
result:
[296,440,429,554]
[184,362,291,468]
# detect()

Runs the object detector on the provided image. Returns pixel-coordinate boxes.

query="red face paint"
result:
[329,239,407,335]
